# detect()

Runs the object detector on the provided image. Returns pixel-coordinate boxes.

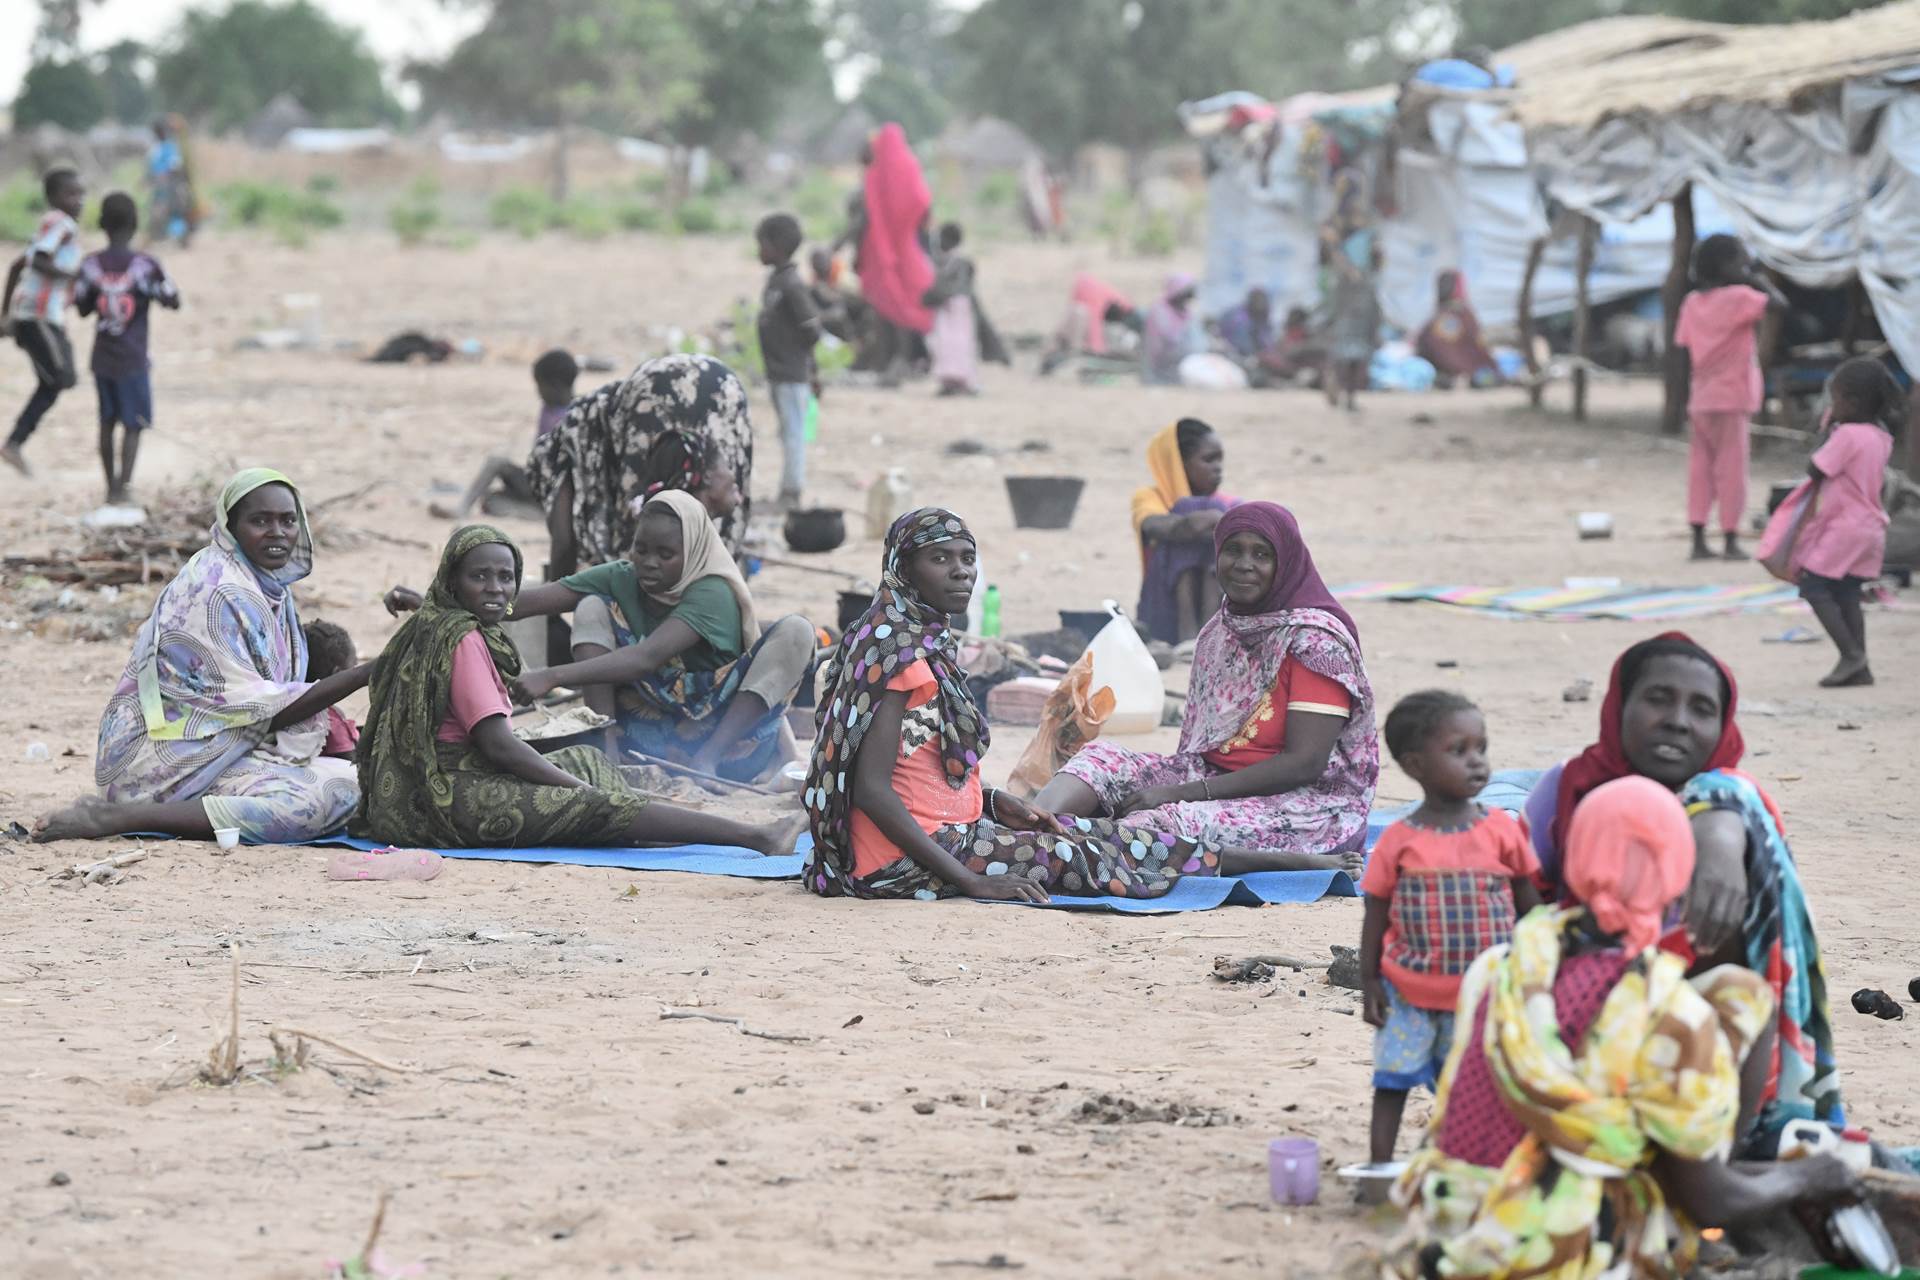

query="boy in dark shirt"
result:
[73,191,180,504]
[755,213,821,510]
[431,348,578,520]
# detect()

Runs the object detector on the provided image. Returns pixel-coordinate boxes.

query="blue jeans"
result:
[770,381,808,498]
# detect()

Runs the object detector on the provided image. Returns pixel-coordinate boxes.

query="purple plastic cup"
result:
[1268,1137,1320,1205]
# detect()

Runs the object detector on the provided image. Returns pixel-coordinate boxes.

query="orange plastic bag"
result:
[1005,652,1116,799]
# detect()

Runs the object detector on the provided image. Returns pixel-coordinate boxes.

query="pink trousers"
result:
[1687,410,1750,532]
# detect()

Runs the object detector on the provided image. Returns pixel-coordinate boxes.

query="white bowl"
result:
[1337,1161,1406,1205]
[214,827,241,849]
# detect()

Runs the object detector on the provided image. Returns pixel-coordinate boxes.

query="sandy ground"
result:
[2,231,1917,1278]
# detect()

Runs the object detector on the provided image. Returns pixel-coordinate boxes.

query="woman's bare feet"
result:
[32,796,120,842]
[1,443,31,478]
[755,810,809,857]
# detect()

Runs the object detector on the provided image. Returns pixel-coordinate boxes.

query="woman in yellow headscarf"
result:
[1132,418,1235,644]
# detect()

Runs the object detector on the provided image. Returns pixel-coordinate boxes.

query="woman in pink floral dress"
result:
[1033,502,1375,871]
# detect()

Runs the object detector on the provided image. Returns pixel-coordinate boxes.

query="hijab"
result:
[1212,501,1358,643]
[638,489,758,640]
[1132,423,1192,536]
[1562,776,1698,953]
[858,123,936,334]
[803,508,984,897]
[1550,632,1744,856]
[355,525,524,844]
[218,467,313,598]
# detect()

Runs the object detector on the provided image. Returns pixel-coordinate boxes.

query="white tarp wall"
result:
[1195,100,1712,333]
[1532,75,1920,375]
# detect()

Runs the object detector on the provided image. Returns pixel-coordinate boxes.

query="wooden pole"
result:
[1571,217,1598,423]
[1660,184,1696,436]
[1517,234,1548,409]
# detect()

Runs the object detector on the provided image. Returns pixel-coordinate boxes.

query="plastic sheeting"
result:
[1195,99,1728,333]
[1530,75,1920,376]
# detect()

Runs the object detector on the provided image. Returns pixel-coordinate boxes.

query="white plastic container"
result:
[1084,602,1164,736]
[214,827,241,849]
[865,468,914,541]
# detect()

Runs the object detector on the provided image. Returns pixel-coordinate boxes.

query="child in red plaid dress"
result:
[1359,690,1540,1164]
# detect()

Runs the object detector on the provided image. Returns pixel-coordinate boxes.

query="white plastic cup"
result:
[1576,512,1614,540]
[214,827,241,849]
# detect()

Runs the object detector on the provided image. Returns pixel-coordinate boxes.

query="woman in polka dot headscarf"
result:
[802,507,1295,903]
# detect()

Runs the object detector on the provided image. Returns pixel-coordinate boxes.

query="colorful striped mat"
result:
[1332,581,1804,621]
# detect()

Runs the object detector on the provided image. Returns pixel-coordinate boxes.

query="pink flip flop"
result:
[326,848,444,883]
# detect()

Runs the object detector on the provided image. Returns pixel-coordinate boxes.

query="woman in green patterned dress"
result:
[354,523,801,854]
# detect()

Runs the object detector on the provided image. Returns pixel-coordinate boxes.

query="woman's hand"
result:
[1117,785,1185,816]
[1686,811,1750,957]
[510,669,559,703]
[962,871,1050,905]
[384,586,423,616]
[990,792,1064,835]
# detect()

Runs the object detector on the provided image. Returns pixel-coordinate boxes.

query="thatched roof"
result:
[1480,2,1920,132]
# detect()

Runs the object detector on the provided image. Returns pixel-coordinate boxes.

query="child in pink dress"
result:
[1672,235,1786,561]
[1793,357,1899,687]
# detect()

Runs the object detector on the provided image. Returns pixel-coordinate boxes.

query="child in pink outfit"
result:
[1672,235,1785,561]
[1792,357,1899,688]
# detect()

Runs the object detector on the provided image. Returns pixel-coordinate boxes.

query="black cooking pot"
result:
[784,507,847,554]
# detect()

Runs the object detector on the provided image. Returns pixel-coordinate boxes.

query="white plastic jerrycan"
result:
[865,468,914,540]
[1084,601,1163,736]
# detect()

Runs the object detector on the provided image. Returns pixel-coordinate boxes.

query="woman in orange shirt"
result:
[1035,502,1376,869]
[802,508,1329,902]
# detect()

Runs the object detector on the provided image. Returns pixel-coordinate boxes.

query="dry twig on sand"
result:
[273,1026,420,1074]
[203,946,243,1085]
[1210,953,1327,983]
[49,848,148,886]
[658,1007,815,1044]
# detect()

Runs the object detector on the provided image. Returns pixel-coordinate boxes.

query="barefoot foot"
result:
[756,810,809,857]
[0,444,31,479]
[32,795,121,842]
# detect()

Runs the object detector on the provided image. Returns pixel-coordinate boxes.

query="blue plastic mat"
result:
[307,833,808,880]
[1021,867,1358,914]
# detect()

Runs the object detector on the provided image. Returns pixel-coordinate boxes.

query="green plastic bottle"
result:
[981,584,1001,638]
[803,393,819,443]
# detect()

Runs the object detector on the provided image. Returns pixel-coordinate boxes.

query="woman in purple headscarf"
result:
[1033,502,1377,867]
[1142,273,1202,385]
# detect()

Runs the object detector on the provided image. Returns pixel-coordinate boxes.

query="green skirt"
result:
[358,742,647,848]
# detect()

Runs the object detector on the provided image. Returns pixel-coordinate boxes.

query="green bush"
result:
[388,176,442,247]
[0,179,43,243]
[790,170,844,243]
[306,174,340,196]
[217,180,344,230]
[976,172,1019,210]
[489,185,557,238]
[558,197,613,240]
[675,199,720,235]
[1131,210,1178,258]
[612,197,663,232]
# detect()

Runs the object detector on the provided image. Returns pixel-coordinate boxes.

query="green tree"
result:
[856,62,948,143]
[412,0,705,197]
[98,40,155,125]
[951,0,1403,167]
[1450,0,1893,50]
[835,0,956,141]
[668,0,834,150]
[13,56,107,130]
[154,0,401,133]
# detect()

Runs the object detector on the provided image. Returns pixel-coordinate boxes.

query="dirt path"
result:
[2,232,1914,1277]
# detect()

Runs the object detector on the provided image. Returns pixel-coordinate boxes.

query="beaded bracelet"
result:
[1202,777,1214,802]
[984,788,1000,824]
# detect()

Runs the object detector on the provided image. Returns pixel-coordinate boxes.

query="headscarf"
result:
[858,123,936,334]
[637,490,758,640]
[525,353,754,561]
[1550,632,1743,856]
[1131,422,1192,538]
[218,467,314,597]
[803,508,984,897]
[641,429,713,502]
[1144,273,1199,364]
[355,525,524,846]
[1563,777,1698,953]
[98,468,321,800]
[1212,501,1357,642]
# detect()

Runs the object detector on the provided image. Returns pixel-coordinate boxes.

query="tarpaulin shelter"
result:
[1187,3,1920,437]
[1492,3,1920,433]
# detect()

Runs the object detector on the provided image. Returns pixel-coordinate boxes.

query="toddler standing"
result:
[1360,690,1540,1164]
[1673,234,1786,561]
[1777,356,1900,687]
